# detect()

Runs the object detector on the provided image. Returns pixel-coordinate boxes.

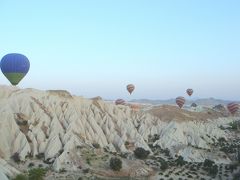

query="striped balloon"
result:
[227,102,239,115]
[186,89,193,96]
[130,104,140,111]
[115,99,126,105]
[127,84,135,95]
[176,96,185,108]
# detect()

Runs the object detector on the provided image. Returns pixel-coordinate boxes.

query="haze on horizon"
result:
[0,0,240,101]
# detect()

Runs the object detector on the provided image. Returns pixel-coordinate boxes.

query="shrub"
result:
[208,165,218,177]
[83,168,90,174]
[59,168,67,173]
[120,153,128,159]
[153,134,160,141]
[28,168,47,180]
[176,156,186,166]
[12,152,21,163]
[86,158,91,165]
[229,122,238,130]
[237,147,240,163]
[218,137,226,142]
[92,143,100,149]
[229,163,238,173]
[203,159,214,168]
[134,147,150,159]
[160,160,169,171]
[28,162,35,168]
[124,141,130,146]
[13,174,28,180]
[36,153,44,159]
[233,171,240,180]
[163,149,170,157]
[110,157,122,171]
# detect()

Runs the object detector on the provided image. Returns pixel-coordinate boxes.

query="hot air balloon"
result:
[127,84,135,95]
[176,96,185,108]
[130,104,140,111]
[227,102,239,115]
[1,53,30,85]
[186,89,193,96]
[115,99,125,105]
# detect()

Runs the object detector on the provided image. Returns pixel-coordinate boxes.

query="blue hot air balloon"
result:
[1,53,30,85]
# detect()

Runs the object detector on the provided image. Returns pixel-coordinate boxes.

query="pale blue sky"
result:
[0,0,240,100]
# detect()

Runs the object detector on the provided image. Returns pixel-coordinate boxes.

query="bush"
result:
[208,165,218,177]
[229,163,238,173]
[92,143,100,149]
[86,157,91,165]
[176,156,186,166]
[203,159,214,168]
[163,149,170,157]
[218,137,226,142]
[36,153,44,159]
[59,168,67,173]
[12,152,21,163]
[160,160,168,171]
[237,147,240,163]
[229,122,238,130]
[153,134,160,141]
[233,171,240,180]
[28,163,35,168]
[125,141,130,146]
[134,147,150,159]
[110,157,122,171]
[83,168,90,174]
[28,168,47,180]
[13,174,28,180]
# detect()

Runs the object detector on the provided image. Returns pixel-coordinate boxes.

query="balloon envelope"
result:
[1,53,30,85]
[130,104,140,111]
[176,96,185,108]
[127,84,135,94]
[115,99,125,105]
[186,89,193,96]
[227,102,239,115]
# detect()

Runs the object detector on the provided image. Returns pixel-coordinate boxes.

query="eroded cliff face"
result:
[0,85,237,177]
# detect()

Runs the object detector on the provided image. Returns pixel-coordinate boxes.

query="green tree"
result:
[110,157,122,171]
[208,165,218,177]
[160,160,169,171]
[203,159,214,168]
[176,156,186,166]
[134,147,150,159]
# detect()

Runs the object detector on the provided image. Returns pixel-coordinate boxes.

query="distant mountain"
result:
[130,98,240,106]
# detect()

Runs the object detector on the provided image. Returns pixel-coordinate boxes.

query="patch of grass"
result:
[13,174,28,180]
[28,168,47,180]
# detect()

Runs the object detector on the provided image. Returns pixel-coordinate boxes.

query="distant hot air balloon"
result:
[115,99,125,105]
[186,89,193,96]
[227,102,239,115]
[130,104,140,111]
[1,53,30,85]
[176,96,185,108]
[127,84,135,95]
